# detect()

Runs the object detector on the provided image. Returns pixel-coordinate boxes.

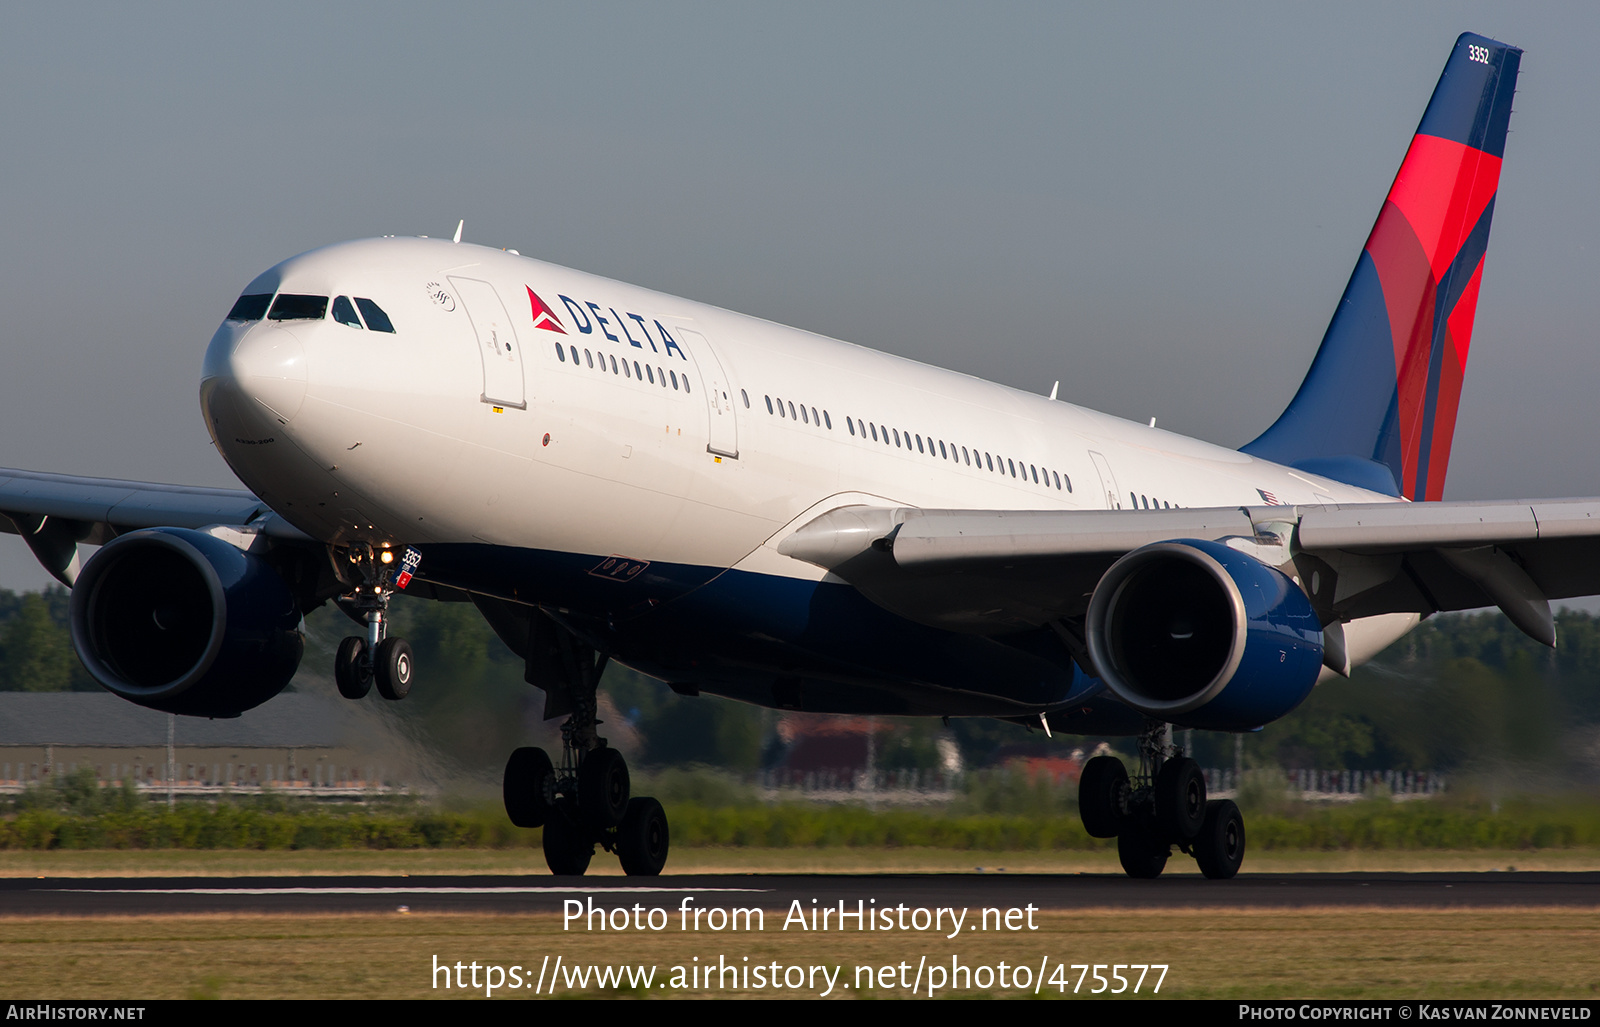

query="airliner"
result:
[0,33,1579,878]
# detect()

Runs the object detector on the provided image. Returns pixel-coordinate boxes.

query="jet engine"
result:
[69,527,304,717]
[1085,538,1323,730]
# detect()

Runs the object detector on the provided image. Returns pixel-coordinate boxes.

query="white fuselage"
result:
[200,237,1413,715]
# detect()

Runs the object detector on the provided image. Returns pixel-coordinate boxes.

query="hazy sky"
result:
[3,3,1598,590]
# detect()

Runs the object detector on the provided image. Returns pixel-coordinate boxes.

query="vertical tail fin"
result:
[1242,33,1521,500]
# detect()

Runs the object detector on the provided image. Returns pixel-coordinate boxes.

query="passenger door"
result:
[450,277,525,408]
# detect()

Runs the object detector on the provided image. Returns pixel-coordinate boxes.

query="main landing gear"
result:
[1078,720,1244,880]
[333,544,414,702]
[502,615,668,876]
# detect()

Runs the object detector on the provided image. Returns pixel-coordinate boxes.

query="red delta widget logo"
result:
[525,285,690,361]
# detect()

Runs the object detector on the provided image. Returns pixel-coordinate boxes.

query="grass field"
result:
[3,848,1597,999]
[2,907,1596,999]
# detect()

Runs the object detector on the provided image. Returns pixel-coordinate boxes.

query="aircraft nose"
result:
[210,323,308,423]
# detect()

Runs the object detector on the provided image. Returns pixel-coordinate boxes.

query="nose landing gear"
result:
[1078,720,1245,880]
[332,544,414,702]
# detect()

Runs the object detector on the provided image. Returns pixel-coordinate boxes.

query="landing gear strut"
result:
[1077,719,1243,879]
[501,613,669,877]
[332,544,414,701]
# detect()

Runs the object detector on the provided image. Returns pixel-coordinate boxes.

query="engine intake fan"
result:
[70,527,303,717]
[1085,538,1323,730]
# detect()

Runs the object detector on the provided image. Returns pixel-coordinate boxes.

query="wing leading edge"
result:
[777,499,1600,648]
[0,467,311,586]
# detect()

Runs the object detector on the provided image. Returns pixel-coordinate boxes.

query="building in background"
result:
[0,692,416,797]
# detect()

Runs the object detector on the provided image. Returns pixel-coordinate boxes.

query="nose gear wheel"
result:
[331,543,416,704]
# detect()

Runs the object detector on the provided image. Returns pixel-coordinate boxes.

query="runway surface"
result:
[1,872,1596,916]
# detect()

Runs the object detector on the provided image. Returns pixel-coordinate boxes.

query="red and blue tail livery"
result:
[1243,33,1521,501]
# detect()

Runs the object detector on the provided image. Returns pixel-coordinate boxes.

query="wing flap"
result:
[1297,499,1541,549]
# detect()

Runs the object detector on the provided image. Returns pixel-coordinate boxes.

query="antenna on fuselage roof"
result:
[1048,380,1059,401]
[452,220,464,244]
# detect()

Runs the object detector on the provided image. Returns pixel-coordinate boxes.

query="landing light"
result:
[380,550,395,565]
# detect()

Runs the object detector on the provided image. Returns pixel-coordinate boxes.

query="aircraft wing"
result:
[777,499,1600,646]
[0,467,312,586]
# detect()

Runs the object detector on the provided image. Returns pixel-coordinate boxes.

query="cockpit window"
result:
[226,293,273,322]
[354,298,395,333]
[268,294,329,321]
[331,296,362,328]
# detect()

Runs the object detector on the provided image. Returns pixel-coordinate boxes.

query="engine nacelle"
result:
[70,527,304,717]
[1085,538,1323,730]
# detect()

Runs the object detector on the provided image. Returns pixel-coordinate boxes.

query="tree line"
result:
[4,586,1597,776]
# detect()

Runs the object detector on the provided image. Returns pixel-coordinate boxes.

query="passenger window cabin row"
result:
[763,393,830,430]
[758,392,1074,495]
[555,341,691,395]
[545,342,1171,509]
